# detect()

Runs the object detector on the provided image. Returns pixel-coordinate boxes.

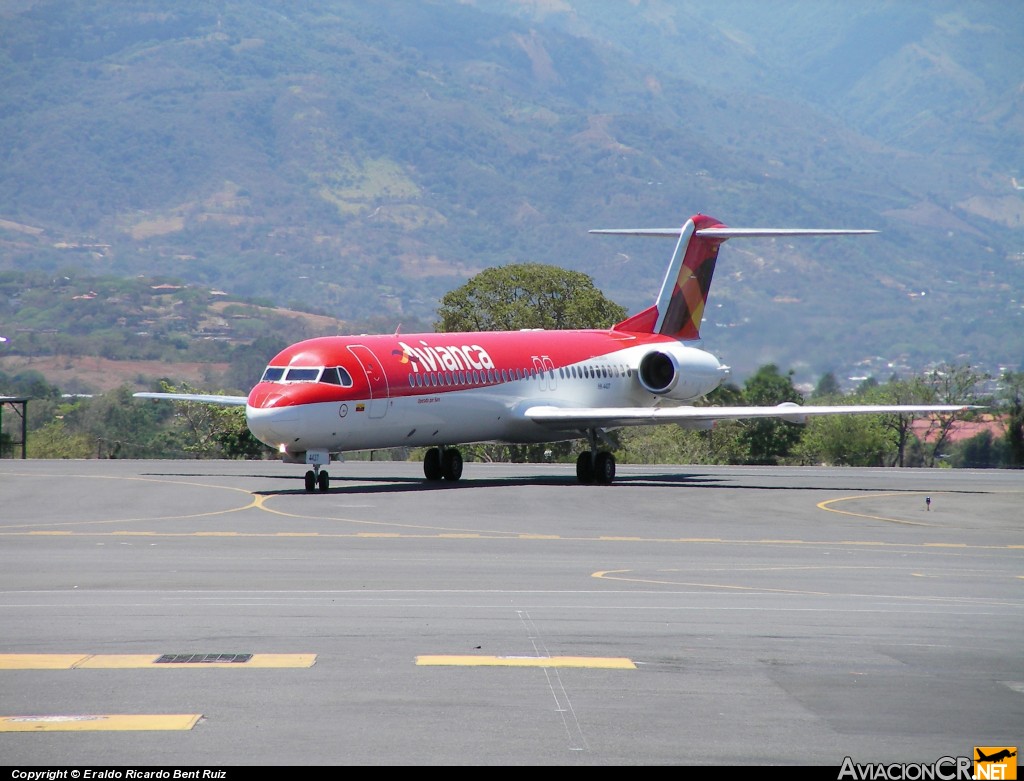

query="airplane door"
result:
[532,355,557,391]
[542,356,557,390]
[348,345,389,419]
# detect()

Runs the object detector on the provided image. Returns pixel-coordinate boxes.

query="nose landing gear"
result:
[304,466,329,492]
[423,447,463,482]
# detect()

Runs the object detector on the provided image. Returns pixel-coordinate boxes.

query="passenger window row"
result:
[407,363,632,388]
[560,364,632,380]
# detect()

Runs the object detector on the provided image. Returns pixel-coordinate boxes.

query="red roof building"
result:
[910,414,1007,444]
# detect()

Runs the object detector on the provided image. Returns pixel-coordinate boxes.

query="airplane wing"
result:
[134,392,249,406]
[524,403,977,429]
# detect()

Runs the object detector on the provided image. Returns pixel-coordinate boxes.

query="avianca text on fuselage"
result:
[396,340,496,374]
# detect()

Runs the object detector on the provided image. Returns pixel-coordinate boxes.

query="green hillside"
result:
[0,0,1021,387]
[0,269,346,393]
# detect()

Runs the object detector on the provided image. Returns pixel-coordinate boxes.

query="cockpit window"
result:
[320,367,354,387]
[285,367,321,382]
[264,365,354,385]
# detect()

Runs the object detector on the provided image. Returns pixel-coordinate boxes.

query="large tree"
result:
[435,263,628,333]
[857,375,936,467]
[129,382,269,459]
[1000,371,1024,468]
[793,412,893,466]
[737,364,804,465]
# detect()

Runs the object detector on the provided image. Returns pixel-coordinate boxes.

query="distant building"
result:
[910,414,1007,445]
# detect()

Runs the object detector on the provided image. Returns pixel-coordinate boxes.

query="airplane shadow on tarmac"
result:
[139,468,988,497]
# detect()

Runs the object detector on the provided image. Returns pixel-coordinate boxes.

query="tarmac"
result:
[0,458,1021,767]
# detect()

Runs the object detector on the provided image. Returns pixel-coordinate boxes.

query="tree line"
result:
[2,263,1021,468]
[1,363,1021,469]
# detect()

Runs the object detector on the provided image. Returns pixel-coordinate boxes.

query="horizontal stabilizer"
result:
[599,215,878,340]
[590,228,877,238]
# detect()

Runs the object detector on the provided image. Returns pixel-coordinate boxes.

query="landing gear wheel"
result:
[594,451,616,485]
[317,469,329,492]
[304,470,316,492]
[423,447,443,481]
[441,448,463,481]
[576,451,594,484]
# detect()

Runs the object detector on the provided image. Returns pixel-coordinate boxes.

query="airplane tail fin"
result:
[594,214,877,341]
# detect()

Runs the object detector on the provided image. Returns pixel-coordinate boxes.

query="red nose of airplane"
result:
[248,384,295,409]
[246,384,301,449]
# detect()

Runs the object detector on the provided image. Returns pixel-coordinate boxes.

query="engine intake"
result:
[635,346,725,401]
[638,351,679,395]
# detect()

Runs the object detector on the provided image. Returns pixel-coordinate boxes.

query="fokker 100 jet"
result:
[136,212,971,491]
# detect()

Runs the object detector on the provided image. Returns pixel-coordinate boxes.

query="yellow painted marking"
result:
[0,473,263,531]
[817,493,936,526]
[841,541,886,546]
[593,569,1021,606]
[592,569,829,594]
[219,654,316,668]
[593,569,630,578]
[416,655,636,669]
[76,654,318,669]
[0,528,1019,551]
[0,654,316,669]
[0,714,201,732]
[0,654,90,669]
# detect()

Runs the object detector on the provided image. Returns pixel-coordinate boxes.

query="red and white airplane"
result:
[136,212,971,491]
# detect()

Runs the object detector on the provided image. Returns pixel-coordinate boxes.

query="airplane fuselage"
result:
[245,329,727,457]
[137,213,970,492]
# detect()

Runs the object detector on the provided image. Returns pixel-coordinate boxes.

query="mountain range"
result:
[1,0,1021,389]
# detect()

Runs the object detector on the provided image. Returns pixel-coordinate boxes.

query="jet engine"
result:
[635,345,725,402]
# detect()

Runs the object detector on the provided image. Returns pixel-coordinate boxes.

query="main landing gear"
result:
[576,427,616,485]
[423,447,463,482]
[304,466,329,493]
